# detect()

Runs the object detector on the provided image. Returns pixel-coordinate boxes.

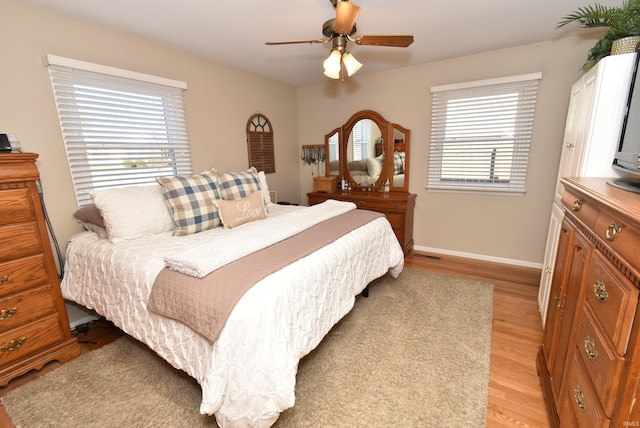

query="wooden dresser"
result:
[537,177,640,427]
[307,190,416,255]
[0,153,79,386]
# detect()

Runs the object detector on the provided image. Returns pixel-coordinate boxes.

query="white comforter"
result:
[61,204,404,427]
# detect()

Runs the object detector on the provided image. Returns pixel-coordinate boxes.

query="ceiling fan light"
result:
[323,50,342,78]
[342,52,362,77]
[324,69,341,79]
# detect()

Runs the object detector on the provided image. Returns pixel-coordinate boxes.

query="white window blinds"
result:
[46,55,192,207]
[428,73,541,194]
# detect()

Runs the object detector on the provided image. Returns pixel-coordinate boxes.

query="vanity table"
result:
[308,190,415,254]
[307,110,416,254]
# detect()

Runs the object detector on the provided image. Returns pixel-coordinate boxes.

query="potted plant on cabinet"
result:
[558,0,640,70]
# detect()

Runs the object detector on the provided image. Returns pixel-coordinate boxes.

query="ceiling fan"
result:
[265,0,414,81]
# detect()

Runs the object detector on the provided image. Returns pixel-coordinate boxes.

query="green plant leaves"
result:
[557,0,640,70]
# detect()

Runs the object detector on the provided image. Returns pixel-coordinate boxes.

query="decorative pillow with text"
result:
[214,190,267,229]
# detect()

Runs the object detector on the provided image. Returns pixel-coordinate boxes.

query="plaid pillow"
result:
[393,151,405,175]
[156,168,222,236]
[217,167,262,200]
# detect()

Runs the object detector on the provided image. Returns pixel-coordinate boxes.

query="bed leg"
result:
[362,285,369,297]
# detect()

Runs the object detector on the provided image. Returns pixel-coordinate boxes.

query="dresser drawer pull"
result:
[605,222,621,241]
[584,336,598,361]
[572,199,583,211]
[0,307,18,321]
[0,337,26,352]
[0,275,9,286]
[594,280,609,303]
[574,386,586,412]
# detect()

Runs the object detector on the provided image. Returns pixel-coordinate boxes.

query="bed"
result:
[60,167,404,427]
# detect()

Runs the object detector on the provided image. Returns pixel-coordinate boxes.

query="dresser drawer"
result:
[0,314,66,368]
[593,210,640,270]
[384,212,404,230]
[562,188,599,230]
[0,188,36,226]
[0,285,57,333]
[0,255,49,298]
[352,199,407,212]
[577,306,625,417]
[564,350,610,428]
[0,223,43,263]
[558,391,581,428]
[584,251,639,354]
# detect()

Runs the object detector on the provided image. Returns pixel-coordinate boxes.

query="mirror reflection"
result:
[326,129,340,177]
[392,126,407,188]
[346,119,383,186]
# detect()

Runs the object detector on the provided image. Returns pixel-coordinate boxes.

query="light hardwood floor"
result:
[0,251,550,427]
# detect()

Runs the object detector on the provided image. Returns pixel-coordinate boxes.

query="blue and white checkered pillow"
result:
[156,168,222,236]
[393,151,405,175]
[217,167,262,200]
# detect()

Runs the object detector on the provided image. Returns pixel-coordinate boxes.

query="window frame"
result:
[46,55,192,207]
[428,72,542,195]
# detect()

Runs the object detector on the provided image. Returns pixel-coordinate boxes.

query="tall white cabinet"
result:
[538,52,636,326]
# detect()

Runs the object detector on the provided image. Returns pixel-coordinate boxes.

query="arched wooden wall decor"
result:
[246,114,275,173]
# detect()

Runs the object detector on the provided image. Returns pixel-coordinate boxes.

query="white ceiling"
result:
[9,0,618,86]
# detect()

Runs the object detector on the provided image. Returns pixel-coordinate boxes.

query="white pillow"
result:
[91,184,174,243]
[257,171,272,207]
[366,155,384,178]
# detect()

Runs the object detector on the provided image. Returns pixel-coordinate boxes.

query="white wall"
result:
[0,0,301,325]
[297,36,597,266]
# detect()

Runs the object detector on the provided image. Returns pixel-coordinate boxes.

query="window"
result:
[351,119,371,160]
[428,73,542,194]
[246,114,275,173]
[46,54,192,207]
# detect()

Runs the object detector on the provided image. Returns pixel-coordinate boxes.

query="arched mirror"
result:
[327,110,409,192]
[342,110,388,189]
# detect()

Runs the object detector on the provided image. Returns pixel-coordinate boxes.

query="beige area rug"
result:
[2,269,493,427]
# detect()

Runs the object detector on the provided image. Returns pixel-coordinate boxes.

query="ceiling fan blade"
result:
[265,39,329,45]
[334,1,361,34]
[354,35,414,47]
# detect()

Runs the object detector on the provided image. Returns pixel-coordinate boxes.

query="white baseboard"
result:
[413,245,543,270]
